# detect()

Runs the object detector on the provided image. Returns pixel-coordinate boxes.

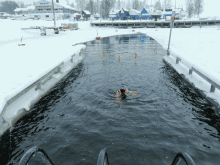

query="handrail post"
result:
[167,11,175,56]
[210,85,215,92]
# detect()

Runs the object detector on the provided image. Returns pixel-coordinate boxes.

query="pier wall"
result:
[0,45,86,136]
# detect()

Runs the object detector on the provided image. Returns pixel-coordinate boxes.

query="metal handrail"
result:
[18,146,54,165]
[0,62,64,125]
[191,67,220,90]
[97,148,109,165]
[170,54,220,93]
[171,152,196,165]
[18,147,109,165]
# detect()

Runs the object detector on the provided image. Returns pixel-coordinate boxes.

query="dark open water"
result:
[1,34,220,165]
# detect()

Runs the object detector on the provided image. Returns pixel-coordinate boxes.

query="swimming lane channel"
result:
[1,34,220,165]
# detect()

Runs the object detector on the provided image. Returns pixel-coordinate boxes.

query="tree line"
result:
[0,0,204,18]
[185,0,204,18]
[0,1,19,14]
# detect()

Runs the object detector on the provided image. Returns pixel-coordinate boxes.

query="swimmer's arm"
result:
[116,91,120,98]
[128,91,137,96]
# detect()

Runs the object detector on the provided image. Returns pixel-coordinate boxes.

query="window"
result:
[46,15,49,17]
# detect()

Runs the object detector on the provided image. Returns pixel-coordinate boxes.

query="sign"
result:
[76,15,81,17]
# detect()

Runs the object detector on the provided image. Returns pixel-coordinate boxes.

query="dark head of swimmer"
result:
[120,88,126,97]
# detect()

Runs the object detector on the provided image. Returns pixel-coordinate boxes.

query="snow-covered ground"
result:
[0,19,220,135]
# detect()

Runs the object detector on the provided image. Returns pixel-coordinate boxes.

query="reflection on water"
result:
[0,34,220,165]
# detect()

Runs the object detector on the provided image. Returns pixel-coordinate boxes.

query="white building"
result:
[14,0,81,20]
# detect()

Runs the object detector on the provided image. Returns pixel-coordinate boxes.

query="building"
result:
[14,0,81,20]
[129,9,141,20]
[109,10,120,20]
[93,13,100,20]
[0,12,10,19]
[82,10,91,20]
[141,8,151,20]
[118,8,130,20]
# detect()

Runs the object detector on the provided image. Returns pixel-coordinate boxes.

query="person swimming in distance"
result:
[115,85,137,104]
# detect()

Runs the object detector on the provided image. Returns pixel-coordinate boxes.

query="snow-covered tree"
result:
[185,0,194,18]
[154,0,161,10]
[194,0,204,17]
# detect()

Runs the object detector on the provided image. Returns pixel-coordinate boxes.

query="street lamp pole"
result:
[52,0,56,27]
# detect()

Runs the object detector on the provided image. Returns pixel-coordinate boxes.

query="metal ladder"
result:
[18,147,195,165]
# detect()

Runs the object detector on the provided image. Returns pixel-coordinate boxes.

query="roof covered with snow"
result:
[83,10,91,15]
[55,3,80,12]
[14,5,35,12]
[94,13,100,17]
[109,10,120,14]
[130,9,141,14]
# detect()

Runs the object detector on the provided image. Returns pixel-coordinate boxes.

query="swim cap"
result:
[119,85,126,89]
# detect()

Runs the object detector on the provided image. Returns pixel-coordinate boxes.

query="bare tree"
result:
[70,2,74,8]
[126,0,131,10]
[94,0,100,14]
[116,0,121,10]
[86,0,94,14]
[185,0,194,18]
[0,1,18,14]
[154,0,161,10]
[194,0,204,17]
[100,0,115,18]
[162,0,172,9]
[75,0,86,10]
[132,0,140,10]
[138,1,145,10]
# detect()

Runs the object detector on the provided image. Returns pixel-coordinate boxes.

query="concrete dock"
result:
[91,20,220,28]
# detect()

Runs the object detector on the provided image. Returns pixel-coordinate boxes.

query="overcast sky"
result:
[0,0,219,17]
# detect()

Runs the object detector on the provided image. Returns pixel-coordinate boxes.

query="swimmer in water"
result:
[115,85,137,104]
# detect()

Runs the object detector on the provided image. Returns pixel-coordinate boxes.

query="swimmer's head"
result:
[120,88,126,98]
